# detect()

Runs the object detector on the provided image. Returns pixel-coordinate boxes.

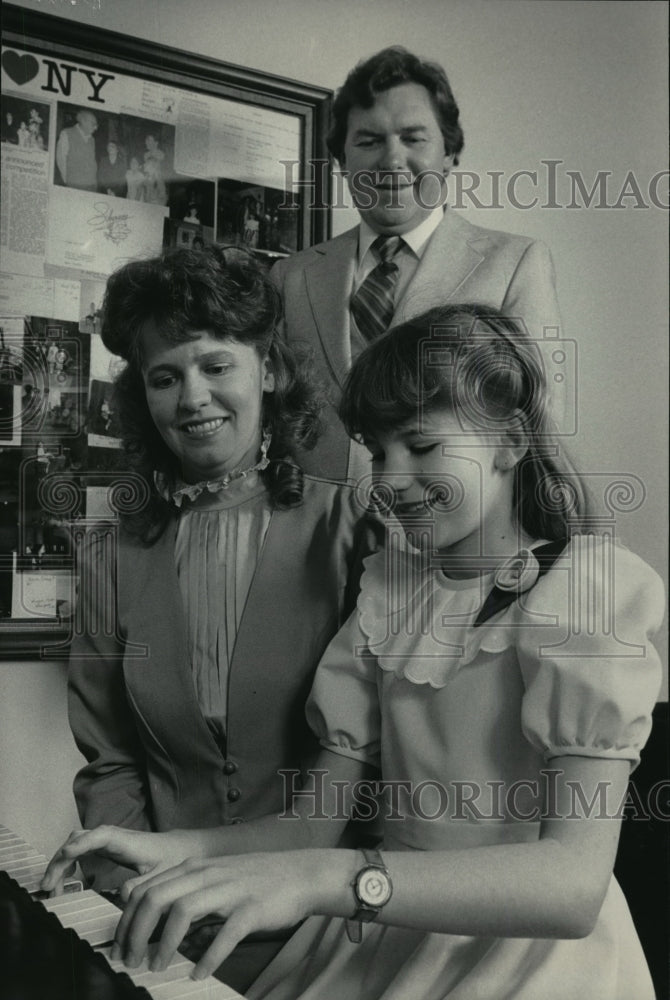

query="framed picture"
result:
[0,4,332,656]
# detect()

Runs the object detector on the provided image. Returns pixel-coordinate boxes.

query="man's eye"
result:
[410,443,438,455]
[206,364,229,376]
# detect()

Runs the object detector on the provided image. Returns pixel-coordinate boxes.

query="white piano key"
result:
[0,845,42,861]
[146,979,242,999]
[2,858,49,891]
[101,945,244,998]
[42,889,120,945]
[2,856,48,874]
[42,889,112,916]
[103,948,195,985]
[1,824,246,998]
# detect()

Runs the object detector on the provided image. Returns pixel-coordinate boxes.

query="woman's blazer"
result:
[68,475,373,889]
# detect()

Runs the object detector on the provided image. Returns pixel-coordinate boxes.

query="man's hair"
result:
[327,46,464,165]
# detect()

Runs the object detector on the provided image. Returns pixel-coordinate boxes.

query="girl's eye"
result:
[410,443,438,455]
[150,374,176,390]
[206,363,229,376]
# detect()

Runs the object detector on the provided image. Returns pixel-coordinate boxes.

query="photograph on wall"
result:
[1,93,50,150]
[54,101,176,201]
[216,179,299,254]
[87,378,122,447]
[78,277,107,335]
[167,177,215,228]
[0,319,23,384]
[0,319,26,446]
[26,317,91,396]
[0,383,22,447]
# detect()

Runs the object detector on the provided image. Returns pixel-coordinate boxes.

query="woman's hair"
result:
[100,244,322,540]
[340,303,590,542]
[327,46,464,166]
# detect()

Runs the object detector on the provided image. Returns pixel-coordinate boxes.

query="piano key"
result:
[1,825,246,998]
[42,888,121,944]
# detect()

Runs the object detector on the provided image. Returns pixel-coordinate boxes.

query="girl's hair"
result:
[339,303,590,542]
[100,244,322,541]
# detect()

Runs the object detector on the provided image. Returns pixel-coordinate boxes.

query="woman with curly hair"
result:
[58,245,374,989]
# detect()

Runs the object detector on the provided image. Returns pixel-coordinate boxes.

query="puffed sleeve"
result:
[306,604,382,770]
[68,528,151,888]
[517,536,665,767]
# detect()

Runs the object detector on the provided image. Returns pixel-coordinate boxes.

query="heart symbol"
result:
[2,50,40,86]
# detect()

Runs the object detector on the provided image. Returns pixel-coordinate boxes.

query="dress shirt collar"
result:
[357,205,445,265]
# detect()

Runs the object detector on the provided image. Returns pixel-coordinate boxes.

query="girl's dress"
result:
[249,535,664,1000]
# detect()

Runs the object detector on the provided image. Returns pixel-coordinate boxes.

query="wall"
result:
[2,0,667,854]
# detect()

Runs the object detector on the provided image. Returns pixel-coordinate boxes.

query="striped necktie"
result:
[350,235,402,342]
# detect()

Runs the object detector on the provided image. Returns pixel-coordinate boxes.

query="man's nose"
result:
[378,136,408,172]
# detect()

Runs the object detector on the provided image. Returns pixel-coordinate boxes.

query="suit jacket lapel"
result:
[393,210,485,324]
[304,228,358,390]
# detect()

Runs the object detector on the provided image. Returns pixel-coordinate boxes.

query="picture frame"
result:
[0,4,332,657]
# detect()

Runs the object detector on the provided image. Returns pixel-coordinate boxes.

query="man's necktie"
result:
[350,235,402,343]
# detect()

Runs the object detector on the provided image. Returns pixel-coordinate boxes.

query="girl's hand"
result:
[114,850,356,979]
[40,827,200,895]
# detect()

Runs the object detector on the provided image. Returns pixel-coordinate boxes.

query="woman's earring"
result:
[495,451,514,471]
[259,428,272,470]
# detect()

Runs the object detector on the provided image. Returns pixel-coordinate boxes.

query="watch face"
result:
[357,868,392,907]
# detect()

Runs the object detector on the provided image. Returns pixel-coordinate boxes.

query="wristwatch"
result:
[346,847,393,943]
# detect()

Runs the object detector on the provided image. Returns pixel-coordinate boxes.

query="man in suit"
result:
[273,47,562,483]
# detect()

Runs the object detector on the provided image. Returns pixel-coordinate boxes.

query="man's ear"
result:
[493,410,529,471]
[442,153,455,178]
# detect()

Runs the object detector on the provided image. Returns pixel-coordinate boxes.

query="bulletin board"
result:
[0,4,332,655]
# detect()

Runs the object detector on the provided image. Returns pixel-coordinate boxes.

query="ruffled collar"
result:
[155,455,269,509]
[358,543,546,688]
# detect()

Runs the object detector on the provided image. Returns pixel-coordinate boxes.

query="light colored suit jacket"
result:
[68,476,372,889]
[273,210,562,481]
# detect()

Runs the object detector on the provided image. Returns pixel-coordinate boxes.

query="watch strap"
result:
[346,847,392,944]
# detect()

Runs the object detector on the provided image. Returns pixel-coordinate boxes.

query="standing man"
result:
[273,48,561,482]
[56,108,98,191]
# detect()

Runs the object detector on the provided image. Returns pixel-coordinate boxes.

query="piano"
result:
[0,823,245,999]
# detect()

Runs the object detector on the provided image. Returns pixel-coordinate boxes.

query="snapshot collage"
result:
[0,43,302,620]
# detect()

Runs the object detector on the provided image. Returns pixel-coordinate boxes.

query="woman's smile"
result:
[141,323,274,482]
[179,416,229,437]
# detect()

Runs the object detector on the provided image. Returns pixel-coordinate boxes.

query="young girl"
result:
[44,304,663,999]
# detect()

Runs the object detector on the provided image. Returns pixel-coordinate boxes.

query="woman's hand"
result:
[113,849,357,980]
[40,826,202,895]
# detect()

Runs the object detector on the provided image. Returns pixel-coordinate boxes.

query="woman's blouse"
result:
[173,472,271,743]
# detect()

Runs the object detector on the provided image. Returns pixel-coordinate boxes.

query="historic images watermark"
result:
[279,159,669,212]
[278,769,670,824]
